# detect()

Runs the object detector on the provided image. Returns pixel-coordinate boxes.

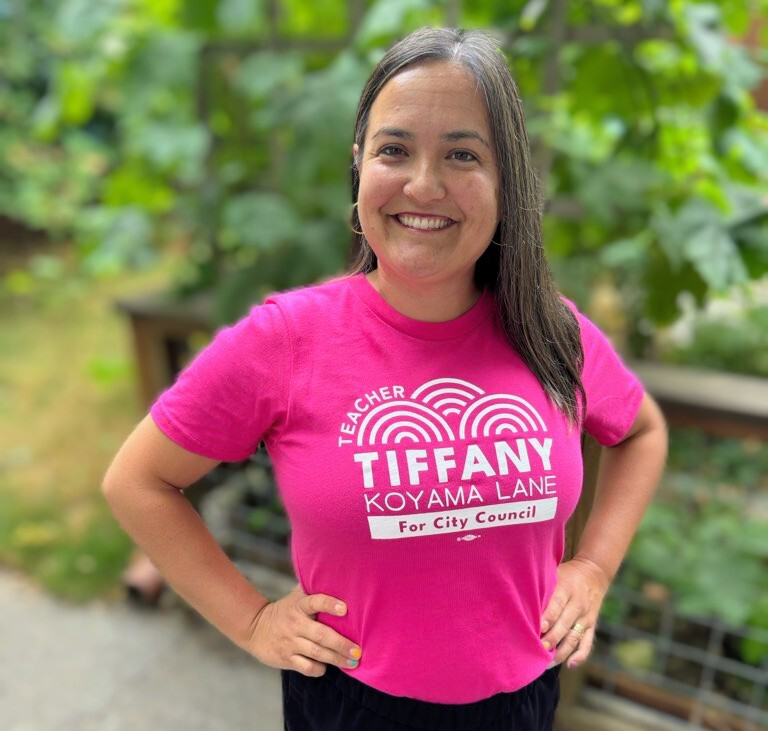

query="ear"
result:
[352,143,359,168]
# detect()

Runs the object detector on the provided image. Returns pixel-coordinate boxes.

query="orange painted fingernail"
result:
[542,640,551,650]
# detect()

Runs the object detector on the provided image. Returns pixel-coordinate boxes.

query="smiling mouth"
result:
[394,214,456,231]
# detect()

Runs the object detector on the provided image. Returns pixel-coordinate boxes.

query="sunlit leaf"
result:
[520,0,549,31]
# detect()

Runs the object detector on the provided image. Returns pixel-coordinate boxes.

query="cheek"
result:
[458,178,499,220]
[358,168,401,221]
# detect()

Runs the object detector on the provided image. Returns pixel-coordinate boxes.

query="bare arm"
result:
[572,391,669,582]
[540,392,669,668]
[101,414,270,653]
[102,415,361,676]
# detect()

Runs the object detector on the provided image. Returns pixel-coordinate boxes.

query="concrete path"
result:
[1,566,286,731]
[2,563,709,731]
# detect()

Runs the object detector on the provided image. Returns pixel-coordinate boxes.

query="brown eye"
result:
[451,150,478,162]
[379,146,406,157]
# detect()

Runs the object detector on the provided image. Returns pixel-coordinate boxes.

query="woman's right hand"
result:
[246,583,362,677]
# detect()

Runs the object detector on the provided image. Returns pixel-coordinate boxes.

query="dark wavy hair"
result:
[345,26,586,434]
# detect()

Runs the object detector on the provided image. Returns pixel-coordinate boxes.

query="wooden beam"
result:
[628,360,768,440]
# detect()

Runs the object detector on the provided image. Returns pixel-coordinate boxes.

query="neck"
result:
[365,268,483,322]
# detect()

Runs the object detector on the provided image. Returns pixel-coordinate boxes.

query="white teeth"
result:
[397,214,453,230]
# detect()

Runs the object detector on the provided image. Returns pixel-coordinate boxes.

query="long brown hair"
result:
[345,27,586,434]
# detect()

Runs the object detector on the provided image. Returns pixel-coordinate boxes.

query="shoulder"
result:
[262,273,350,309]
[262,272,352,312]
[256,273,355,331]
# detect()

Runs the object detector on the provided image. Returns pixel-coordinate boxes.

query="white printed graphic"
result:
[352,379,546,446]
[338,378,558,540]
[369,499,557,539]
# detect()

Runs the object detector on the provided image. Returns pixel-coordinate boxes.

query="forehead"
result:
[367,61,492,139]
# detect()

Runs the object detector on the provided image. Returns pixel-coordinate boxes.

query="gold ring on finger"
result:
[570,622,586,638]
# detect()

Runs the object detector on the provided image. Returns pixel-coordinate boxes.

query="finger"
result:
[564,625,595,669]
[542,608,583,654]
[289,653,327,677]
[541,601,583,652]
[542,589,589,644]
[553,623,589,665]
[540,588,569,634]
[298,614,362,667]
[301,593,348,618]
[294,635,361,670]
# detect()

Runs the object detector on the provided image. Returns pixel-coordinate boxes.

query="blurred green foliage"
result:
[625,473,767,628]
[0,490,134,602]
[610,426,768,665]
[1,0,767,336]
[657,302,768,376]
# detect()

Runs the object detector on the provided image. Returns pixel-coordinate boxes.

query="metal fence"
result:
[589,581,768,731]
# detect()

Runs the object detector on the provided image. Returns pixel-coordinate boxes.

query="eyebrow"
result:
[371,127,491,149]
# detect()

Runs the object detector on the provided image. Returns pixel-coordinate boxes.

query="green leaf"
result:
[58,62,99,125]
[682,3,764,90]
[600,230,654,269]
[682,3,726,69]
[733,522,768,558]
[216,0,265,34]
[520,0,549,31]
[653,199,749,290]
[234,51,304,100]
[86,356,132,388]
[739,595,768,666]
[124,121,209,183]
[685,223,747,292]
[354,0,433,48]
[221,192,300,251]
[54,0,121,47]
[102,162,175,210]
[76,206,157,275]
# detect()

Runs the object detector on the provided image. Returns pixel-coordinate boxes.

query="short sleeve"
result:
[561,296,645,447]
[149,299,291,462]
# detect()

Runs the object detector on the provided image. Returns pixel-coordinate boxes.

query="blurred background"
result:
[1,1,767,729]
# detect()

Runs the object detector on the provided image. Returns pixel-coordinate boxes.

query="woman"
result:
[102,27,668,731]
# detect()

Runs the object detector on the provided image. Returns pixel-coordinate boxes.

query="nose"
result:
[403,158,446,203]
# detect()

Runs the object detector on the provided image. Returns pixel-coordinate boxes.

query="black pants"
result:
[282,663,561,731]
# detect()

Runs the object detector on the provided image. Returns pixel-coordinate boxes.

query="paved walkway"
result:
[3,564,708,731]
[2,566,285,731]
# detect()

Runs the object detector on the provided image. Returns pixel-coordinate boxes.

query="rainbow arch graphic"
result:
[353,378,548,446]
[356,401,455,446]
[410,378,485,418]
[458,394,547,439]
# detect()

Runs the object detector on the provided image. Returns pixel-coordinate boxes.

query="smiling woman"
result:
[101,25,667,731]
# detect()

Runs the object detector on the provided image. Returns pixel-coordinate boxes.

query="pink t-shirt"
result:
[150,272,644,703]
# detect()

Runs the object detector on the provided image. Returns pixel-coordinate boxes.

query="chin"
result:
[386,250,451,274]
[390,260,447,282]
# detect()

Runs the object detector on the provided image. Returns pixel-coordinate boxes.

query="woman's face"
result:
[354,61,500,290]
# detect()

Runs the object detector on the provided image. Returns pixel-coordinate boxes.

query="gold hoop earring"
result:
[350,201,364,236]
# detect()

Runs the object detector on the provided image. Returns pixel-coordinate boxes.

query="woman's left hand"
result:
[539,557,611,669]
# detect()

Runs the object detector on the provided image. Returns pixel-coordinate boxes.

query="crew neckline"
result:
[347,272,494,341]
